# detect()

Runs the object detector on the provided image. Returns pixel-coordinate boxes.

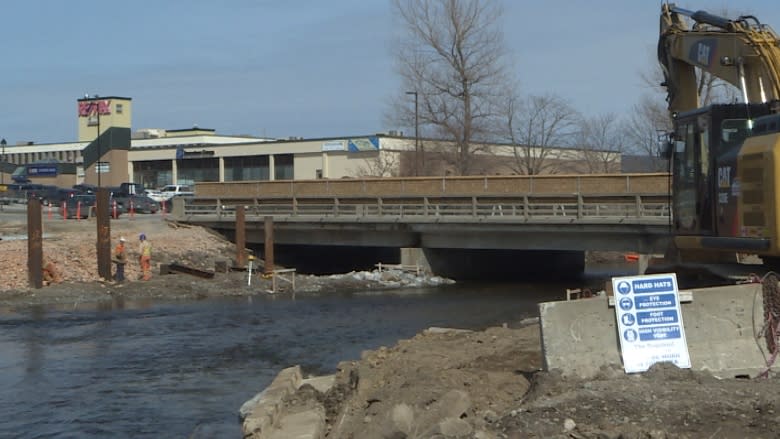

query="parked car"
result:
[72,183,97,195]
[28,185,61,205]
[54,188,79,204]
[118,182,147,196]
[158,184,194,201]
[61,194,123,219]
[144,188,164,202]
[123,194,159,214]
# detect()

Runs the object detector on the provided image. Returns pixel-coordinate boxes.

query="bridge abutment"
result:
[422,248,585,280]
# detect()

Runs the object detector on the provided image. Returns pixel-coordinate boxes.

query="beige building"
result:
[0,95,616,190]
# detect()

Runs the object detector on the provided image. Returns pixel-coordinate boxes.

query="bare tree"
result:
[623,94,672,164]
[351,152,400,178]
[502,93,580,175]
[576,113,625,174]
[391,0,509,176]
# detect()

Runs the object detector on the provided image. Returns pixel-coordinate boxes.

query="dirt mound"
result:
[288,322,780,438]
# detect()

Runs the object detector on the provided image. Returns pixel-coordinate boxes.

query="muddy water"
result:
[0,264,636,438]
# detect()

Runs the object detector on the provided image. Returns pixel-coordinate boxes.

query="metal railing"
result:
[176,193,671,224]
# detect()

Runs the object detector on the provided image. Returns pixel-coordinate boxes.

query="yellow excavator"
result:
[657,3,780,281]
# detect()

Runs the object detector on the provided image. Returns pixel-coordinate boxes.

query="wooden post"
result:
[236,205,246,267]
[264,215,274,274]
[27,199,43,289]
[96,188,112,280]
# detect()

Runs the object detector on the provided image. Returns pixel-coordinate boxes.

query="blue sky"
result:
[1,0,778,145]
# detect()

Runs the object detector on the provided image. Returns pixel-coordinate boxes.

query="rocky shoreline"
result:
[239,321,780,439]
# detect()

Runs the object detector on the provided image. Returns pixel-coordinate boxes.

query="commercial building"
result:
[0,95,616,190]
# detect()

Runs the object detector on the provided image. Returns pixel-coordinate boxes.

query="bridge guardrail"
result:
[177,193,671,224]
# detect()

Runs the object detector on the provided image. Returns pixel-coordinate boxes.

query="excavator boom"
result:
[659,3,780,114]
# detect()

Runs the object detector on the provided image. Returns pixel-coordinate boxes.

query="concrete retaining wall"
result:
[539,283,768,379]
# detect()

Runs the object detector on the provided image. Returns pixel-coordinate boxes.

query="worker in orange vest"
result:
[138,233,152,281]
[113,236,127,283]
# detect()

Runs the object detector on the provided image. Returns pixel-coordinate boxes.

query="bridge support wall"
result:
[422,248,585,280]
[400,248,431,272]
[253,244,401,275]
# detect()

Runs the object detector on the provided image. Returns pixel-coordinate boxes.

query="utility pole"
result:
[91,98,102,188]
[405,91,419,176]
[1,138,6,212]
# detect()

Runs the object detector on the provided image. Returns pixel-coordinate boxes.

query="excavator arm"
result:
[658,3,780,114]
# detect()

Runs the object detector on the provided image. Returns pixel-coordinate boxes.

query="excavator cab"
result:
[668,102,780,264]
[670,104,770,235]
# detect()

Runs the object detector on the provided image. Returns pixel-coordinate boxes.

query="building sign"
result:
[348,136,379,152]
[78,100,112,117]
[612,273,691,373]
[322,140,346,152]
[27,164,58,177]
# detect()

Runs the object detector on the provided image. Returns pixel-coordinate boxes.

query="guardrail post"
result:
[264,216,274,274]
[236,205,246,267]
[424,197,429,216]
[523,196,529,220]
[635,195,642,217]
[334,198,339,216]
[377,197,382,216]
[293,196,298,216]
[577,195,584,219]
[472,196,477,217]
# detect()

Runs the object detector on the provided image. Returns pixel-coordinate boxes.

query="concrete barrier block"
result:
[539,283,767,379]
[267,405,326,439]
[539,296,621,379]
[241,366,303,437]
[300,374,336,394]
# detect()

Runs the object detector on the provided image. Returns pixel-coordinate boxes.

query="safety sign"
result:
[612,273,691,373]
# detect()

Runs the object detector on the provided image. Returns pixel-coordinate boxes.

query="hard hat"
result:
[139,233,146,241]
[119,236,126,242]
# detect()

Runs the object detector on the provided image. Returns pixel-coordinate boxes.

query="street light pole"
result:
[1,138,6,187]
[405,91,419,176]
[1,138,6,212]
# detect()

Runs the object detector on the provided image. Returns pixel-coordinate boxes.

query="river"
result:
[0,263,634,438]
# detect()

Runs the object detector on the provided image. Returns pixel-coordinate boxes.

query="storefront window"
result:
[224,155,269,181]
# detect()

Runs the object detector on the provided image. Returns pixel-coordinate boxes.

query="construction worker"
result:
[138,233,152,281]
[113,236,127,283]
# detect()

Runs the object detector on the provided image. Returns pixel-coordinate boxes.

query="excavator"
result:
[656,3,780,284]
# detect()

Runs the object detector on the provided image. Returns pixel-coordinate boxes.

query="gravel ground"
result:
[0,208,453,309]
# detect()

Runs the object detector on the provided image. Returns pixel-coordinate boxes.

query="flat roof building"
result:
[0,95,618,190]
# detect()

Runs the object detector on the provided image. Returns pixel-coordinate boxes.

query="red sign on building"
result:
[78,100,112,117]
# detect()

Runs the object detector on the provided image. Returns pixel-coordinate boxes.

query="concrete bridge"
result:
[173,173,672,278]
